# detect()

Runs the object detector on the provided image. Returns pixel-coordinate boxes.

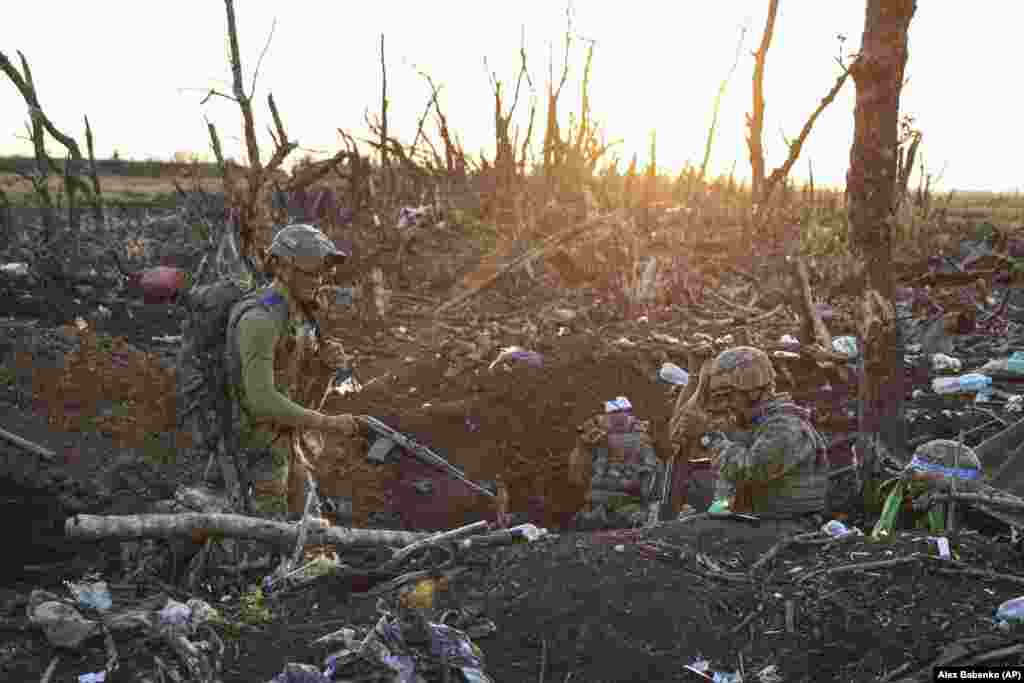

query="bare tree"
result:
[745,0,850,207]
[847,0,917,482]
[700,25,747,184]
[746,0,778,204]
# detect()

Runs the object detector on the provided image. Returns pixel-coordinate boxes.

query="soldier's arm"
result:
[236,311,332,431]
[716,419,811,484]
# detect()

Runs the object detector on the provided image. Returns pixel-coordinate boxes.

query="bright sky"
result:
[1,2,1019,192]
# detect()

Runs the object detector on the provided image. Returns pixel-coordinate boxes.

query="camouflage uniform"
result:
[706,394,830,518]
[571,411,662,529]
[672,346,831,519]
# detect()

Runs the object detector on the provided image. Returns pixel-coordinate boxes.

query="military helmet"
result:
[907,439,982,492]
[706,346,776,396]
[268,224,348,265]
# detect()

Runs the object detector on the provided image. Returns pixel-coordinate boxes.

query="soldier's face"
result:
[285,257,327,303]
[707,390,756,428]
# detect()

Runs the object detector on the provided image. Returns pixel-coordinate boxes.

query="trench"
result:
[0,476,104,585]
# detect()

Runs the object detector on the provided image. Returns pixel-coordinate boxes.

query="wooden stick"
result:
[0,426,57,461]
[379,520,489,573]
[928,492,1024,513]
[65,512,429,548]
[39,655,59,683]
[798,554,921,583]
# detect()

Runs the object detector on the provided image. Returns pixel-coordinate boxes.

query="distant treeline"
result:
[0,155,223,178]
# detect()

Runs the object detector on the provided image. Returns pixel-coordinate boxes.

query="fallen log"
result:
[65,513,429,548]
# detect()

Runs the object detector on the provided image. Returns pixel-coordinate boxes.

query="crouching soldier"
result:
[568,404,663,529]
[672,346,830,520]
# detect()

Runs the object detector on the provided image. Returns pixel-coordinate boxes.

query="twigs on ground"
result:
[538,637,548,683]
[379,520,490,573]
[0,426,57,461]
[749,531,822,573]
[39,655,59,683]
[797,553,922,583]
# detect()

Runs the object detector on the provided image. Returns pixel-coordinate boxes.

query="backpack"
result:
[175,221,272,512]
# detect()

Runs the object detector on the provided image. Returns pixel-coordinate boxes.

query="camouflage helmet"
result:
[268,224,348,265]
[706,346,776,396]
[907,439,982,492]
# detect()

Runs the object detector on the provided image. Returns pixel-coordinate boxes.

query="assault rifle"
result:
[359,416,497,499]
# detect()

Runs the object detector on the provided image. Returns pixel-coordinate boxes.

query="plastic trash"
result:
[684,657,743,683]
[488,346,543,370]
[78,673,106,683]
[931,373,992,395]
[832,336,859,358]
[604,396,633,413]
[708,499,730,514]
[139,266,187,305]
[0,262,30,277]
[509,523,548,542]
[995,596,1024,631]
[821,520,863,538]
[269,663,332,683]
[28,590,100,649]
[67,580,112,612]
[757,664,783,683]
[931,353,962,372]
[659,362,690,386]
[779,334,800,345]
[934,536,951,560]
[158,599,192,626]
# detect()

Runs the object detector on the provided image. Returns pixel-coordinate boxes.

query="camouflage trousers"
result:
[246,429,363,518]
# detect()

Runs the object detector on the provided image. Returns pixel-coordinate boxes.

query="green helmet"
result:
[707,346,776,396]
[268,224,348,264]
[908,439,982,492]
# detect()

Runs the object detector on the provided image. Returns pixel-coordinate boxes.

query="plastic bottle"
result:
[707,499,731,514]
[821,520,862,538]
[930,353,962,372]
[832,336,859,359]
[659,362,689,386]
[509,523,547,542]
[995,596,1024,631]
[1009,353,1024,374]
[931,373,992,395]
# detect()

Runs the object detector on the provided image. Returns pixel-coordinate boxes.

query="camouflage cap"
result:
[268,224,349,264]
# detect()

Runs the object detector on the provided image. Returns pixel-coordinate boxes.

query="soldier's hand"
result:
[320,339,351,370]
[324,413,364,437]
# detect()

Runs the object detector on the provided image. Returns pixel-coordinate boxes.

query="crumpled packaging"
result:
[28,590,100,649]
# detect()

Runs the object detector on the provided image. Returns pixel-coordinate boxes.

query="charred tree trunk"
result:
[847,0,916,483]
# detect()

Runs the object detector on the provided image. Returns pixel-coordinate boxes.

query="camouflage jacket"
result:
[708,394,829,518]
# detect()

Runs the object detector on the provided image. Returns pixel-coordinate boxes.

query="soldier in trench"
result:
[670,346,832,523]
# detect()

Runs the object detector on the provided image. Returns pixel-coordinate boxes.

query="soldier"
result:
[226,224,366,516]
[569,405,662,530]
[671,346,830,519]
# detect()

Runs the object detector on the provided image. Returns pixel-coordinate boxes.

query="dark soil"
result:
[3,206,1024,681]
